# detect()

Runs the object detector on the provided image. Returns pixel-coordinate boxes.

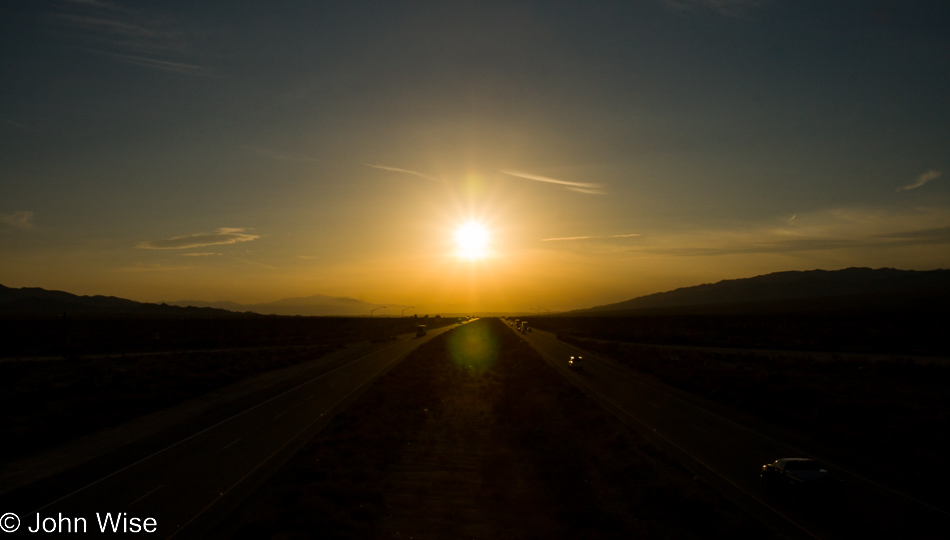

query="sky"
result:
[1,0,949,313]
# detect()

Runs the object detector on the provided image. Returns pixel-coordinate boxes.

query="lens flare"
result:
[446,321,499,373]
[455,221,489,260]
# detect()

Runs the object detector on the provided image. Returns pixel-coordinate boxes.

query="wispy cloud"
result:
[619,207,950,258]
[244,146,317,162]
[366,164,444,182]
[643,229,950,257]
[0,211,36,230]
[49,0,206,73]
[180,252,219,257]
[897,170,941,192]
[117,263,194,272]
[642,238,862,257]
[874,226,950,245]
[499,170,606,195]
[542,233,640,242]
[137,228,260,250]
[100,53,202,74]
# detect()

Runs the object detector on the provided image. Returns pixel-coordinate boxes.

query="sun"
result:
[455,221,490,260]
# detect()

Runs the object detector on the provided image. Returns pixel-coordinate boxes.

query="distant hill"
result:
[572,268,950,315]
[0,285,238,317]
[0,285,414,317]
[172,294,411,317]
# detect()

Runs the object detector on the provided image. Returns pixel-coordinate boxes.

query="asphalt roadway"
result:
[4,319,945,539]
[0,323,461,538]
[511,323,949,540]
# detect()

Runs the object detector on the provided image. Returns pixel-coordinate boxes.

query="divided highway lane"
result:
[1,323,462,538]
[511,325,948,540]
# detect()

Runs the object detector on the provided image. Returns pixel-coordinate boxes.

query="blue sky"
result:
[1,0,948,311]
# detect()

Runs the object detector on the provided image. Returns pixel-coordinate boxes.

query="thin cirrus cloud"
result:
[897,170,941,192]
[643,230,950,257]
[366,164,444,182]
[620,206,950,258]
[0,211,36,230]
[874,226,950,245]
[500,170,606,195]
[137,228,260,250]
[49,0,206,73]
[102,53,202,74]
[640,238,862,257]
[117,263,194,273]
[542,233,640,242]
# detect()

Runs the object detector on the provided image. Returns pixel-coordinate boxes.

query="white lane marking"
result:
[690,423,710,434]
[221,438,241,451]
[128,485,163,507]
[34,336,410,513]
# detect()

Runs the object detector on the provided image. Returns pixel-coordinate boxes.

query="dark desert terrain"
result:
[525,314,950,511]
[0,315,454,462]
[1,271,947,539]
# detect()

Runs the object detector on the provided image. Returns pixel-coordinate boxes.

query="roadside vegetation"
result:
[525,312,948,356]
[1,315,453,358]
[222,318,773,539]
[1,346,336,462]
[0,317,454,462]
[548,333,950,509]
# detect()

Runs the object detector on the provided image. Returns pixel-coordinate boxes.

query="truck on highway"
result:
[761,458,835,493]
[416,325,427,337]
[568,355,583,370]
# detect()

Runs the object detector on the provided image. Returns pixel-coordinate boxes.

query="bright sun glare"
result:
[455,222,490,260]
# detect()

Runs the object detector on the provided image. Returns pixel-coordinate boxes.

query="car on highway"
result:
[761,458,831,492]
[568,356,583,370]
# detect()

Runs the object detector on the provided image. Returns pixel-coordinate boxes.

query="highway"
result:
[0,323,460,539]
[510,323,948,540]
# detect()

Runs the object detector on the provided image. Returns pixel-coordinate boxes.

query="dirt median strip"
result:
[218,318,774,539]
